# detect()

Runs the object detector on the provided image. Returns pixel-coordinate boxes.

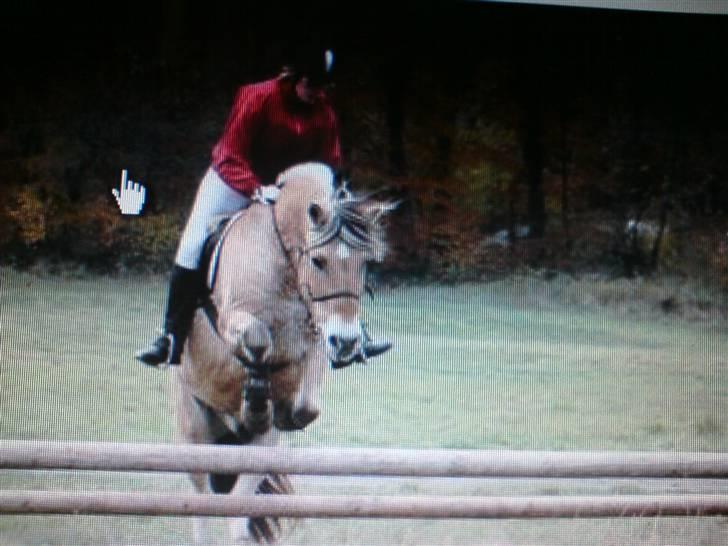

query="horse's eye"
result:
[311,256,327,271]
[308,204,323,224]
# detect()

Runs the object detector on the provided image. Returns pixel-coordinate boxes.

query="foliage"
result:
[1,179,180,272]
[3,8,728,291]
[5,185,49,245]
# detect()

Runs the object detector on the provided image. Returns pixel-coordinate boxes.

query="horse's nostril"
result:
[328,335,338,348]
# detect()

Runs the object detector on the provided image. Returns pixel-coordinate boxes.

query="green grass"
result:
[2,268,728,544]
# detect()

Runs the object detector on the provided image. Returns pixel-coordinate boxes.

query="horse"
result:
[172,162,393,544]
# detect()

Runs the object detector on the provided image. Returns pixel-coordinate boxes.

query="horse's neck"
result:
[213,205,286,308]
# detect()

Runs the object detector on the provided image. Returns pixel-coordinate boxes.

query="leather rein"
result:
[269,203,361,312]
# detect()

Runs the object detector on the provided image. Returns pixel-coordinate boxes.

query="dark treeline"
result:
[2,1,728,284]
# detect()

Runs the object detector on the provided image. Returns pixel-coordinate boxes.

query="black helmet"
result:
[285,46,335,87]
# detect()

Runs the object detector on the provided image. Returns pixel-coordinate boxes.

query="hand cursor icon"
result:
[112,169,146,215]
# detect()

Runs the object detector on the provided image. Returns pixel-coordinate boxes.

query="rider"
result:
[135,46,391,367]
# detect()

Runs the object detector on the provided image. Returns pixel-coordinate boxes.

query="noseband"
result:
[309,291,359,303]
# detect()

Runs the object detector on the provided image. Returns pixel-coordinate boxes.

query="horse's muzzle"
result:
[327,334,361,363]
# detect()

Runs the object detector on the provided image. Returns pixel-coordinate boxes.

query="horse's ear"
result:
[333,168,352,201]
[356,199,399,223]
[275,171,288,188]
[333,167,351,187]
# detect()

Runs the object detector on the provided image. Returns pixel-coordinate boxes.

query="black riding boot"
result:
[135,265,201,366]
[362,325,392,360]
[331,323,392,369]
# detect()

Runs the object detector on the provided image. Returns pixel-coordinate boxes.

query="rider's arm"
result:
[210,84,267,197]
[319,106,343,170]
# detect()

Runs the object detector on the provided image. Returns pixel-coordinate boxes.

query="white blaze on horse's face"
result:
[336,242,350,260]
[300,235,369,363]
[299,207,370,360]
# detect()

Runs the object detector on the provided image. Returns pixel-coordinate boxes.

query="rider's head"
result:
[280,46,335,104]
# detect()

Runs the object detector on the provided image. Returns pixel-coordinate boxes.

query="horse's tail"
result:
[248,473,294,544]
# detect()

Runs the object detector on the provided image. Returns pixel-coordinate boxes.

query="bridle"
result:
[270,204,362,314]
[203,202,364,354]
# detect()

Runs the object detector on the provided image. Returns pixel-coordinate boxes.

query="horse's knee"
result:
[227,315,272,365]
[242,320,272,362]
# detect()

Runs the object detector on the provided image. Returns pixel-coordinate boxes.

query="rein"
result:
[270,205,360,313]
[202,202,363,359]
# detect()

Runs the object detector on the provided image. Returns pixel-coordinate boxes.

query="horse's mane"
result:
[310,189,392,261]
[275,162,394,261]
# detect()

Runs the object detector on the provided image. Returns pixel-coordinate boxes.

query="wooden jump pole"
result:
[3,491,728,518]
[2,441,728,479]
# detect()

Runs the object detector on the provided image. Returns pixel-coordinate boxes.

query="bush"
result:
[1,181,181,272]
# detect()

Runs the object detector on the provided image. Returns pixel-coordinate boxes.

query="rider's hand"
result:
[254,185,280,205]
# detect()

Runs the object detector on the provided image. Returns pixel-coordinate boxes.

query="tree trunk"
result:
[522,90,546,238]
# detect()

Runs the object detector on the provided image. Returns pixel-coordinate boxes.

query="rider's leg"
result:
[136,168,249,366]
[361,324,392,359]
[331,322,392,369]
[135,264,201,366]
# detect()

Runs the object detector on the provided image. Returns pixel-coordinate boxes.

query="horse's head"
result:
[275,163,393,364]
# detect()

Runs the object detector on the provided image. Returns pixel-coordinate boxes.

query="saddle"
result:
[200,211,246,292]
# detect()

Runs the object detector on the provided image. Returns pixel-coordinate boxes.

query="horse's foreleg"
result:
[219,309,273,365]
[219,309,276,434]
[228,428,284,545]
[190,473,219,545]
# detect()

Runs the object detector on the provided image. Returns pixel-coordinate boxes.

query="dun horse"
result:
[173,162,393,543]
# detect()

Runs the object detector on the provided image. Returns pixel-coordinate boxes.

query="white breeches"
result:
[175,168,250,269]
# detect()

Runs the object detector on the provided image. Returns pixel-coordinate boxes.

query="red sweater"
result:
[211,78,342,196]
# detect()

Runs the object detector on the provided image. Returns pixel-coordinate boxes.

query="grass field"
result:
[2,267,728,545]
